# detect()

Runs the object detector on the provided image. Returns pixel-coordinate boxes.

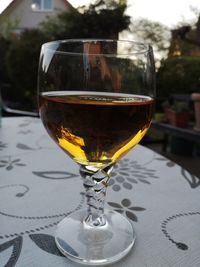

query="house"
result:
[0,0,74,33]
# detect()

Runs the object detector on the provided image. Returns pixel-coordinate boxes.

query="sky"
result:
[0,0,199,28]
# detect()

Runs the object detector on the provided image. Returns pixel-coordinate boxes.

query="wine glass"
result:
[38,39,155,265]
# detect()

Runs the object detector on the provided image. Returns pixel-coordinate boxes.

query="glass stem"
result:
[79,164,113,227]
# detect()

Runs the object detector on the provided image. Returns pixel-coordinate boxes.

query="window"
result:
[31,0,53,11]
[43,0,52,9]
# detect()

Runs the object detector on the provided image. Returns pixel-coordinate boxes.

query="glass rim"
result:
[41,39,152,56]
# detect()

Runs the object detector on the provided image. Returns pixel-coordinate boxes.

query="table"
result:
[0,117,200,267]
[151,122,200,143]
[151,121,200,152]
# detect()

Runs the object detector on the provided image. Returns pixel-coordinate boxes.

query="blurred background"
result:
[0,0,200,176]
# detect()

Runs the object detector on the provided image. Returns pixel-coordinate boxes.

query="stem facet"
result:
[80,164,113,227]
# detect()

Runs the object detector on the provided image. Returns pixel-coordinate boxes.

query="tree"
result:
[40,0,130,40]
[157,13,200,97]
[5,29,47,108]
[125,18,170,64]
[168,14,200,57]
[1,1,130,110]
[0,14,19,39]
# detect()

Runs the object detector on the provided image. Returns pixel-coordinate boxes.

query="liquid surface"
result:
[39,91,154,167]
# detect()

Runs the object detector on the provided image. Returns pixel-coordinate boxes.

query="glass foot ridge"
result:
[55,209,136,265]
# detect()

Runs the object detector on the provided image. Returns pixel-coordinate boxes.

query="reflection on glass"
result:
[38,39,156,265]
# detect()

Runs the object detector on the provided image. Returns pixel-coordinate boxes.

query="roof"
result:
[0,0,73,15]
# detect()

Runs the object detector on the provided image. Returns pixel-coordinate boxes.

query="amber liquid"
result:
[39,92,154,167]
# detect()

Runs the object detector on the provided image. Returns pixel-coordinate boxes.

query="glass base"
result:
[55,209,136,265]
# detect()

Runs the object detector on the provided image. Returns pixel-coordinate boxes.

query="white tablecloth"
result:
[0,117,200,267]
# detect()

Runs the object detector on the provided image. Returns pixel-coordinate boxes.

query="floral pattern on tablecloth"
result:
[0,117,200,267]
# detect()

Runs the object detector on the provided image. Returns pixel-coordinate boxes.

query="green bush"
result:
[0,37,10,83]
[157,56,200,97]
[5,29,47,109]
